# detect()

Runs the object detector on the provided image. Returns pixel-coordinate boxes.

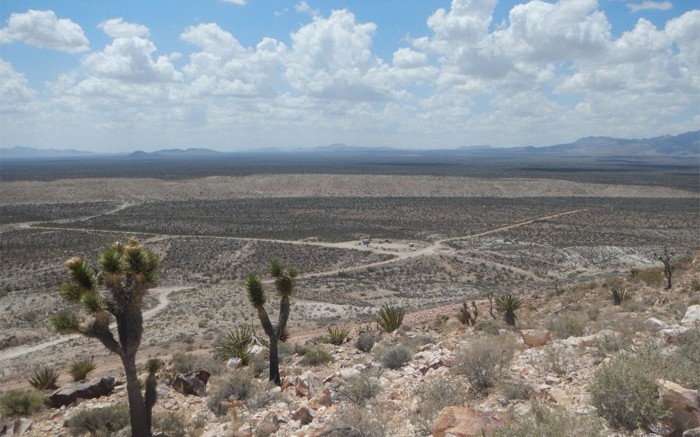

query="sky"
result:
[0,0,698,152]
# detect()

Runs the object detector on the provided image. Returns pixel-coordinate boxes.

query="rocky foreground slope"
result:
[2,254,699,437]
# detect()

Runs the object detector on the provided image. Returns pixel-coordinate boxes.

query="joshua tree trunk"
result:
[504,311,516,327]
[268,336,280,385]
[123,354,149,436]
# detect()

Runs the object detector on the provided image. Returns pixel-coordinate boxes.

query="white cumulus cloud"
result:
[98,18,150,38]
[0,9,89,53]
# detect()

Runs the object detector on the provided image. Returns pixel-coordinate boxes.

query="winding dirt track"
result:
[0,286,194,361]
[0,205,586,363]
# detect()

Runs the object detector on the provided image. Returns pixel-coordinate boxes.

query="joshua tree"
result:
[657,247,674,290]
[246,261,297,385]
[495,294,522,326]
[52,237,158,437]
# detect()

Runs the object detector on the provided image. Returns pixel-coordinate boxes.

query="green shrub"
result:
[338,373,381,405]
[66,403,130,435]
[413,377,469,434]
[588,342,669,431]
[27,367,59,390]
[376,304,405,333]
[69,357,96,381]
[494,401,605,437]
[665,329,700,390]
[338,403,389,437]
[299,347,334,366]
[0,390,45,416]
[379,345,412,370]
[541,344,575,376]
[216,326,255,365]
[691,277,700,292]
[454,336,514,393]
[327,325,350,346]
[499,381,534,401]
[355,332,376,353]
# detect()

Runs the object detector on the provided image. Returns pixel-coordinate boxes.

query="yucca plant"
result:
[495,294,522,326]
[608,287,631,305]
[246,261,298,385]
[327,325,350,346]
[28,367,59,390]
[69,358,96,381]
[377,304,405,333]
[216,326,255,365]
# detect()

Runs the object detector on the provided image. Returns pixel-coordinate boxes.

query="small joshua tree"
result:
[51,237,158,437]
[495,294,522,327]
[657,247,674,290]
[457,301,479,326]
[246,261,297,386]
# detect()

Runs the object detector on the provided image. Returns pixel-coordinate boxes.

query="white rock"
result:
[645,317,669,331]
[681,305,700,328]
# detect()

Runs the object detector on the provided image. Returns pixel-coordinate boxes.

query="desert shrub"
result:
[171,352,225,376]
[474,319,502,336]
[588,342,669,431]
[630,267,664,287]
[592,331,633,358]
[299,347,334,366]
[499,381,534,401]
[69,357,96,381]
[454,336,514,393]
[379,344,412,370]
[327,325,350,346]
[27,367,59,390]
[216,326,255,365]
[338,372,381,405]
[0,390,45,416]
[692,277,700,292]
[376,304,405,333]
[546,314,587,339]
[665,329,700,390]
[355,332,376,353]
[249,353,269,378]
[338,403,389,437]
[153,411,190,437]
[207,370,255,416]
[494,401,605,437]
[540,344,576,376]
[66,403,130,435]
[246,381,287,409]
[413,377,469,435]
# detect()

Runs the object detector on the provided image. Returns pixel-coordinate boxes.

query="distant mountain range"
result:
[1,131,698,160]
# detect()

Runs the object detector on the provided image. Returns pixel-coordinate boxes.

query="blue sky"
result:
[0,0,698,152]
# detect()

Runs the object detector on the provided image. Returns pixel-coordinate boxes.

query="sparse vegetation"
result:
[355,332,376,353]
[413,377,469,435]
[66,403,131,436]
[0,390,46,416]
[379,344,412,370]
[338,372,381,405]
[376,304,405,333]
[299,347,334,366]
[454,336,515,393]
[608,286,631,305]
[27,367,59,390]
[207,370,255,416]
[495,401,606,437]
[588,341,669,431]
[69,357,96,381]
[327,325,350,346]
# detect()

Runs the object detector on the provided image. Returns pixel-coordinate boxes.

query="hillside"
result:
[2,254,699,436]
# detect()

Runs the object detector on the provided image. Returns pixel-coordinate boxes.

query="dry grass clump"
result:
[413,376,470,435]
[494,401,605,437]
